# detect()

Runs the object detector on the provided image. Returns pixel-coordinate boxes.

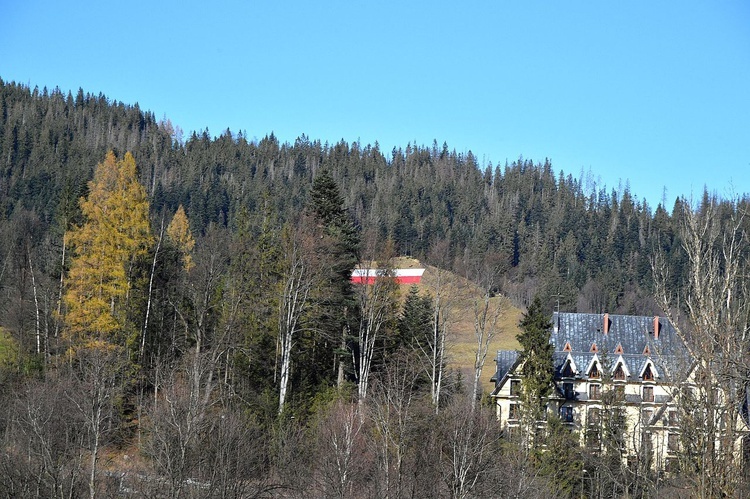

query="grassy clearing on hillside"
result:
[398,260,523,396]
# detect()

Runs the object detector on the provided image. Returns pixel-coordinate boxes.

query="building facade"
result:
[491,312,694,470]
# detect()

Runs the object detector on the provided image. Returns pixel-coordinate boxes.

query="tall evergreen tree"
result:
[306,169,360,388]
[396,285,433,351]
[516,296,554,447]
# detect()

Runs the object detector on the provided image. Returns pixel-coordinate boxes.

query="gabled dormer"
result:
[560,353,578,378]
[612,355,631,381]
[586,355,602,379]
[640,360,659,382]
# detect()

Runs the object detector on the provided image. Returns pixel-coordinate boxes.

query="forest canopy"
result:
[1,78,749,497]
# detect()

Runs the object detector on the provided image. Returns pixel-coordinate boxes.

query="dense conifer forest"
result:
[1,78,749,497]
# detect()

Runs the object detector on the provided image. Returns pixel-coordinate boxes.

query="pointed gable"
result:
[586,355,601,379]
[560,352,579,378]
[590,342,599,353]
[563,341,572,352]
[612,355,631,380]
[640,360,659,381]
[614,343,624,354]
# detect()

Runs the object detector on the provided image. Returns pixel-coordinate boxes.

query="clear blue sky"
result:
[2,1,748,208]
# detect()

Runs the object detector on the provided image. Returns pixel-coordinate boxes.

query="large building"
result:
[491,312,696,470]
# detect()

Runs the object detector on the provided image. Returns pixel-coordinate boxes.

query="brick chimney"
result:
[653,316,660,339]
[603,313,610,334]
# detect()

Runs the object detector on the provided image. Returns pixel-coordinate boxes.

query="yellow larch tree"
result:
[64,151,153,349]
[166,204,195,272]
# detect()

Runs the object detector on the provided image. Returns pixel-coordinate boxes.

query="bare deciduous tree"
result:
[467,256,507,412]
[1,375,87,498]
[368,350,421,499]
[440,400,504,499]
[353,258,399,407]
[653,195,750,498]
[277,223,315,414]
[314,400,372,499]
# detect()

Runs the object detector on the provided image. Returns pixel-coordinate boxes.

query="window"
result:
[588,408,600,426]
[563,382,575,400]
[640,432,654,461]
[643,365,654,381]
[586,428,601,449]
[668,410,678,426]
[562,361,574,377]
[614,364,626,381]
[668,433,679,453]
[642,409,653,425]
[612,408,626,428]
[589,364,600,379]
[589,383,601,400]
[509,403,519,420]
[643,386,654,402]
[614,385,625,401]
[561,406,574,423]
[510,379,521,396]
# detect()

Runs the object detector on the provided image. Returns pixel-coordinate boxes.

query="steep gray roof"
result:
[490,350,519,386]
[492,312,692,388]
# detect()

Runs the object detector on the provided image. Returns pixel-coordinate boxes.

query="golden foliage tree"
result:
[166,205,195,272]
[64,151,153,349]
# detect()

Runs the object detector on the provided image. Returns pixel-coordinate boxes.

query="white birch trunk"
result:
[356,269,397,406]
[278,245,311,414]
[28,247,41,355]
[141,220,163,359]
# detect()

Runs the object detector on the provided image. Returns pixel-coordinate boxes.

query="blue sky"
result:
[1,1,748,208]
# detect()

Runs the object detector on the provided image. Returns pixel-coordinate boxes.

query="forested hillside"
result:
[1,78,749,497]
[1,78,701,316]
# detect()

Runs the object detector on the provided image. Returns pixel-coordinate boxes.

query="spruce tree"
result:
[306,169,360,388]
[396,285,433,351]
[516,296,554,445]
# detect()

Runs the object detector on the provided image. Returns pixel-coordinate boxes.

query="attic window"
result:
[562,361,574,378]
[510,379,521,396]
[590,343,599,353]
[643,345,651,356]
[563,341,572,352]
[613,364,626,381]
[589,364,600,379]
[643,365,654,381]
[614,343,624,355]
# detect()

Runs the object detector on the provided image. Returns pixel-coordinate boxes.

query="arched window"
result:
[643,364,654,381]
[614,363,626,381]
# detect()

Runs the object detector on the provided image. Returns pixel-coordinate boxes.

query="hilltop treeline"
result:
[1,78,748,497]
[2,78,714,317]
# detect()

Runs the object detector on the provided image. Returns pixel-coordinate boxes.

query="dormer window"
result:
[589,364,600,379]
[613,364,626,381]
[643,365,654,381]
[510,379,521,396]
[562,361,574,378]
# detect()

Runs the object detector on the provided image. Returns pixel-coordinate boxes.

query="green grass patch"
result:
[0,327,19,366]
